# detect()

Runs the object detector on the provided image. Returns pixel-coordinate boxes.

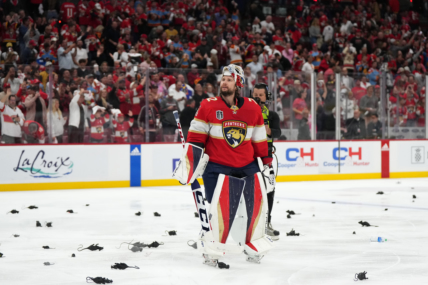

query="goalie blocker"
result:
[173,143,209,185]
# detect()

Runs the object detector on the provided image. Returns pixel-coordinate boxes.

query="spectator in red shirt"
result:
[293,89,308,123]
[89,106,109,143]
[187,64,200,87]
[112,111,134,143]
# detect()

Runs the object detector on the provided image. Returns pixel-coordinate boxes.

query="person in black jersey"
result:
[252,83,281,241]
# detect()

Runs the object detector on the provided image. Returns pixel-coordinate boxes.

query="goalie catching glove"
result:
[173,143,209,185]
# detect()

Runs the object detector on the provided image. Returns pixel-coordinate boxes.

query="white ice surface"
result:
[0,178,427,285]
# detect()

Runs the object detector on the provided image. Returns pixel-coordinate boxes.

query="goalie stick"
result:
[173,111,210,232]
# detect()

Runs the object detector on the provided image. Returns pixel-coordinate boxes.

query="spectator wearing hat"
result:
[259,45,271,65]
[183,17,196,32]
[208,49,219,70]
[0,90,25,144]
[21,39,38,64]
[229,36,243,65]
[195,37,211,57]
[2,43,19,63]
[112,111,134,143]
[89,106,110,143]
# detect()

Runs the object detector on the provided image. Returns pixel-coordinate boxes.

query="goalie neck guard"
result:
[222,64,245,89]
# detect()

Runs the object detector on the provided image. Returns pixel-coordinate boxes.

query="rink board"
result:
[0,145,130,191]
[0,140,427,191]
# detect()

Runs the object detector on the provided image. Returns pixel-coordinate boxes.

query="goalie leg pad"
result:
[244,235,274,256]
[243,173,268,244]
[242,173,274,257]
[209,174,246,244]
[198,174,247,256]
[172,143,209,185]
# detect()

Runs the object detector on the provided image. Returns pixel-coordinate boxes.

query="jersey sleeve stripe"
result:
[209,134,224,139]
[251,125,267,142]
[252,138,267,143]
[194,118,208,124]
[189,130,208,135]
[189,119,209,134]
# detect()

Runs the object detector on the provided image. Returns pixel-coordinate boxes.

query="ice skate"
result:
[266,223,280,241]
[202,254,218,267]
[202,254,230,269]
[244,251,264,264]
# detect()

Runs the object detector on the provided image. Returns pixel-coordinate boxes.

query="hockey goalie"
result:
[173,64,274,266]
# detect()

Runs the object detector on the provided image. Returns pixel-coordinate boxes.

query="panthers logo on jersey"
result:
[222,120,247,148]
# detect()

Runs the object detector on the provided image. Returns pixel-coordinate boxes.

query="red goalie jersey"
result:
[187,96,267,168]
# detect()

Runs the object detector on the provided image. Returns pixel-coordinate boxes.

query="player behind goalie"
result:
[173,64,274,266]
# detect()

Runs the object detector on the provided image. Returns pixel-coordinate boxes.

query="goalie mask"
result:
[222,64,245,89]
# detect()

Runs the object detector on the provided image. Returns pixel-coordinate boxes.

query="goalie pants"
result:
[202,160,260,203]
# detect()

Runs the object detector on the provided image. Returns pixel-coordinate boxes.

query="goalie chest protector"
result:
[187,96,268,168]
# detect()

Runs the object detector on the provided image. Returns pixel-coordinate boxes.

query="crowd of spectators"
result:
[0,0,427,143]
